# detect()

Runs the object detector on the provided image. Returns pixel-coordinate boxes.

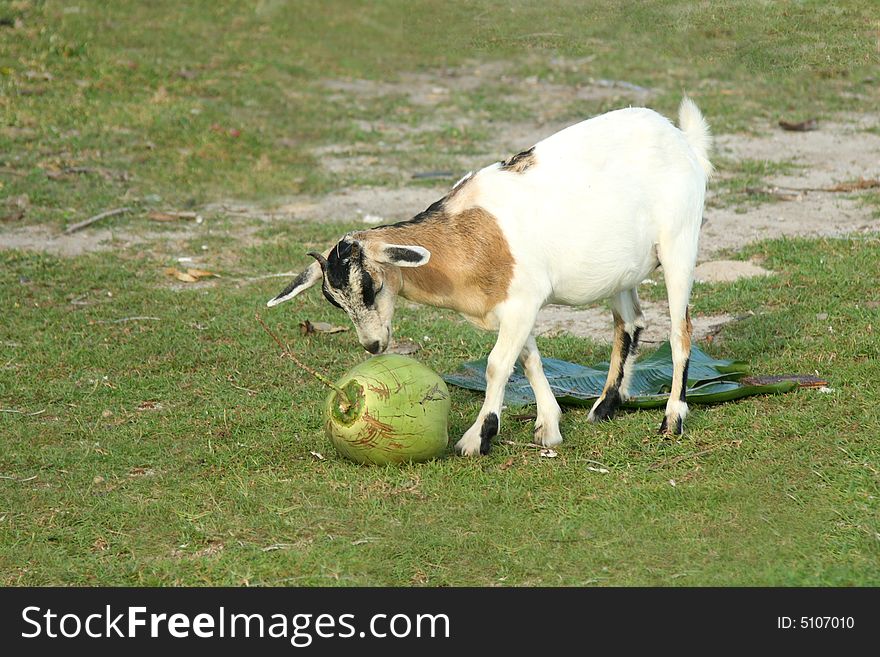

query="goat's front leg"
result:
[519,335,562,447]
[456,311,536,456]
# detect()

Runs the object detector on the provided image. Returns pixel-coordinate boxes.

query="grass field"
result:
[1,1,879,585]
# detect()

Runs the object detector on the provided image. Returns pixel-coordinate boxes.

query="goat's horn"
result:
[307,251,328,273]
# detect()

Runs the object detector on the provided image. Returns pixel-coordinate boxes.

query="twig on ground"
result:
[0,475,38,482]
[501,440,543,450]
[745,178,880,200]
[63,207,132,234]
[0,408,45,416]
[47,166,131,182]
[778,118,818,132]
[227,376,258,395]
[647,447,719,471]
[255,312,351,411]
[234,271,298,284]
[512,32,564,40]
[92,316,161,324]
[411,171,455,180]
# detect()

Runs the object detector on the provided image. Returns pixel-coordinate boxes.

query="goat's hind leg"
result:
[588,289,645,422]
[658,248,696,435]
[520,335,562,447]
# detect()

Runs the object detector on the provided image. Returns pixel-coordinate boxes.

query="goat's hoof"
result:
[533,420,563,448]
[456,413,498,456]
[455,434,483,457]
[588,389,621,423]
[658,415,684,436]
[659,401,688,436]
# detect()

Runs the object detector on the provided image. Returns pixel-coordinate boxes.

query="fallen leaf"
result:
[151,86,169,104]
[186,268,219,279]
[24,70,53,81]
[148,211,180,222]
[300,320,349,335]
[309,451,325,460]
[1,194,28,222]
[164,267,215,282]
[540,449,558,458]
[386,338,420,355]
[128,467,156,477]
[136,400,163,411]
[499,457,516,471]
[779,118,818,132]
[587,466,609,473]
[824,178,880,192]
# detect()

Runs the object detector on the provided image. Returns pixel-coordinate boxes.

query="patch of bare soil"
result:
[694,260,773,283]
[0,223,235,258]
[700,117,880,259]
[534,301,736,346]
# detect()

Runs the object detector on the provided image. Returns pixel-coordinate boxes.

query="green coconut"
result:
[324,354,450,465]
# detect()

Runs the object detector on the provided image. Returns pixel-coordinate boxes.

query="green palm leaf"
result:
[443,341,796,408]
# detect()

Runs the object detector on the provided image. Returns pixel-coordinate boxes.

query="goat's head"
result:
[267,233,430,354]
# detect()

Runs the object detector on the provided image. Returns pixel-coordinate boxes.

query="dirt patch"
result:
[314,57,655,185]
[205,187,447,225]
[534,301,736,346]
[699,116,880,259]
[321,58,652,110]
[694,260,773,283]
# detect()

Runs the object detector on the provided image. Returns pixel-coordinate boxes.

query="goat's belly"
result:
[546,254,657,305]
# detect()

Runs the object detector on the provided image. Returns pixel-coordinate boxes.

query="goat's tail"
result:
[678,96,714,178]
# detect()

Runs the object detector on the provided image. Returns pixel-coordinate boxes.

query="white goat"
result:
[269,97,713,456]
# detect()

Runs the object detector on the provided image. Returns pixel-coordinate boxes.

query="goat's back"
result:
[446,106,709,305]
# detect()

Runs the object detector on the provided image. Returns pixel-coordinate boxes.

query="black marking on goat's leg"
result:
[659,357,689,435]
[630,326,643,355]
[479,412,499,455]
[679,357,690,403]
[591,328,632,421]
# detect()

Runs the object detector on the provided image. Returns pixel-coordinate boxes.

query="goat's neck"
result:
[364,208,514,323]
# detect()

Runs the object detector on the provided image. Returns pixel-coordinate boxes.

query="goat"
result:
[268,97,713,456]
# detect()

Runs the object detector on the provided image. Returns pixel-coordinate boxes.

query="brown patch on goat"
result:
[356,206,514,322]
[501,147,536,173]
[682,307,693,353]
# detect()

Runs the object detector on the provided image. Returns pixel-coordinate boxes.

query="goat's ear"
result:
[266,259,323,307]
[371,243,431,268]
